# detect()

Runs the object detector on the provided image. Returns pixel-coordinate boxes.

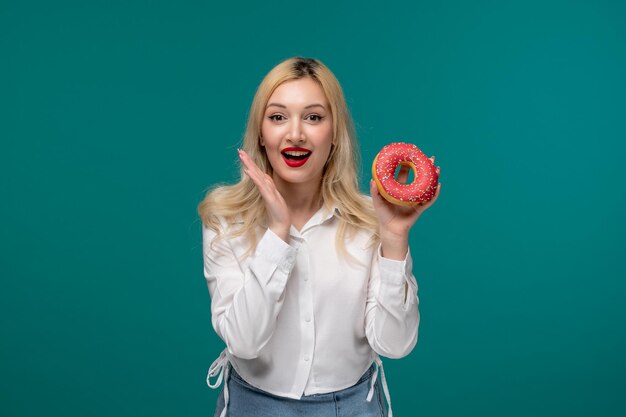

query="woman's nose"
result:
[287,120,305,142]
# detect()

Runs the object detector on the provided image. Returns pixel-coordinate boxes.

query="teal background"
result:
[2,0,625,415]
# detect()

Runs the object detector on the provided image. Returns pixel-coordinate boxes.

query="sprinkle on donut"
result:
[372,142,439,206]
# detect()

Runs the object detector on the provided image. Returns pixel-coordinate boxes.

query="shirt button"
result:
[303,276,309,281]
[305,316,311,322]
[304,355,310,362]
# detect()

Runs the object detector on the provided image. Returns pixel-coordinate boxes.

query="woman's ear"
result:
[259,136,265,147]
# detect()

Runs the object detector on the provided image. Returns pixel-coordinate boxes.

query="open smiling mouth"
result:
[281,148,312,167]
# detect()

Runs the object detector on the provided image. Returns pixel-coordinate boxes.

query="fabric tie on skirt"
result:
[366,355,393,417]
[207,349,230,417]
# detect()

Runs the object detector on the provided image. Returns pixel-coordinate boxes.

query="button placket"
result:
[291,239,316,393]
[303,269,311,323]
[301,242,315,364]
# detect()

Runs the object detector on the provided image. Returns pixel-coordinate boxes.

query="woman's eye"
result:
[307,114,323,122]
[269,115,285,121]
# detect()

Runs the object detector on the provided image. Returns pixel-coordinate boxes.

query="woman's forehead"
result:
[267,78,329,109]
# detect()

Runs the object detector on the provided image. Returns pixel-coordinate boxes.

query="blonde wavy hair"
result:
[197,56,378,257]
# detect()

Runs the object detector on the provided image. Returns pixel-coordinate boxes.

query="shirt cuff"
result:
[249,228,298,286]
[377,243,413,285]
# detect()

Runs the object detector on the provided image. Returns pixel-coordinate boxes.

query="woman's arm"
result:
[365,245,420,358]
[202,149,295,359]
[365,159,441,357]
[203,224,296,359]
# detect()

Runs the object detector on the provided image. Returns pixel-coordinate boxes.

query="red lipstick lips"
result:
[281,147,312,168]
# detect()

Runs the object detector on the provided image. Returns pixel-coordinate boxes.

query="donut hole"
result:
[394,162,416,185]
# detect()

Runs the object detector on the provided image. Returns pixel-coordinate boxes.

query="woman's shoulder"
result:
[202,214,254,259]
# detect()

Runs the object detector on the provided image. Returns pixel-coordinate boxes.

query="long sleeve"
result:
[202,224,297,359]
[364,244,420,359]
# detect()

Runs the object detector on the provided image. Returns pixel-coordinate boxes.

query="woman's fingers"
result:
[370,179,385,207]
[239,149,268,189]
[240,151,274,202]
[238,149,257,175]
[419,183,441,211]
[239,150,278,197]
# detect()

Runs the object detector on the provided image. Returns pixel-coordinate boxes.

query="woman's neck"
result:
[273,177,323,230]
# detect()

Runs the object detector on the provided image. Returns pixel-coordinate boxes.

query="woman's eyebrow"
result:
[266,103,326,110]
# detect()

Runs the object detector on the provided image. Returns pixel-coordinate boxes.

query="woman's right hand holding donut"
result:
[238,149,291,242]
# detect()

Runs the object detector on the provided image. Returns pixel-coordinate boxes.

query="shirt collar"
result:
[228,204,339,231]
[320,204,339,223]
[289,204,339,238]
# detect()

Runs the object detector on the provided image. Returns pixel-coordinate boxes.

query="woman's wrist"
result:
[379,230,409,260]
[269,225,290,243]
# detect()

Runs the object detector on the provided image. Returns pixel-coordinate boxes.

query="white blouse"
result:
[203,203,420,417]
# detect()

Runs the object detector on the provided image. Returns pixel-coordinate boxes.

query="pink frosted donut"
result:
[372,142,439,206]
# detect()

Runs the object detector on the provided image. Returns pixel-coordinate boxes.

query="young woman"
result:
[198,56,441,417]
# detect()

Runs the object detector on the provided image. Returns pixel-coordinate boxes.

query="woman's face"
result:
[260,77,334,190]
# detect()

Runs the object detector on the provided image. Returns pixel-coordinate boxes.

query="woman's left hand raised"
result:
[370,158,441,259]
